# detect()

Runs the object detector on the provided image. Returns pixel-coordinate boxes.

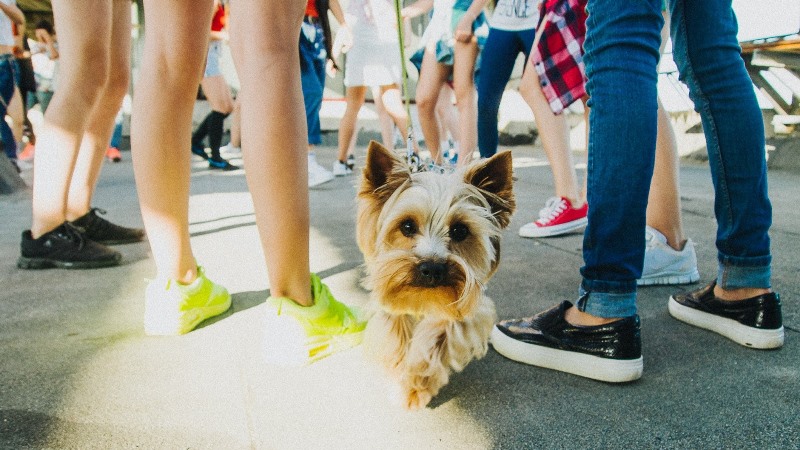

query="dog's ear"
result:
[357,141,412,259]
[463,151,516,228]
[360,140,411,202]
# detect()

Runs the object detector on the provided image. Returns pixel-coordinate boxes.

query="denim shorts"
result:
[204,41,223,78]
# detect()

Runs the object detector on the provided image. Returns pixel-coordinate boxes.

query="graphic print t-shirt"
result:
[490,0,540,31]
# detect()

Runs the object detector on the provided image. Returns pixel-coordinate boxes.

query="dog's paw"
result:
[387,382,433,410]
[403,387,433,410]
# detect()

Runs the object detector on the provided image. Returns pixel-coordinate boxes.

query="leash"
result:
[391,0,420,170]
[392,0,454,174]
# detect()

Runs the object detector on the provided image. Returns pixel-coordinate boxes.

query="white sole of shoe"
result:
[637,268,700,286]
[490,326,643,383]
[309,176,334,188]
[518,217,588,238]
[668,297,784,349]
[144,294,232,336]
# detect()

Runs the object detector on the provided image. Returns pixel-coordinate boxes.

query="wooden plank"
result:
[751,50,800,70]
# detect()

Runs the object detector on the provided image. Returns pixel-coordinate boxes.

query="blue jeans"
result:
[0,55,17,159]
[477,27,536,158]
[578,0,772,318]
[110,115,123,149]
[299,21,326,146]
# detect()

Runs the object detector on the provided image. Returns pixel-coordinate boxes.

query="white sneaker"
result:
[638,226,700,286]
[332,160,353,177]
[308,159,334,187]
[220,143,241,156]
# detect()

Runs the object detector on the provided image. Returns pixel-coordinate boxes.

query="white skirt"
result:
[343,23,402,87]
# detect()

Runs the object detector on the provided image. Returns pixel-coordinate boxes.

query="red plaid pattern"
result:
[530,0,588,114]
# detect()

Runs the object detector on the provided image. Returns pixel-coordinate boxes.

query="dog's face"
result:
[357,142,515,320]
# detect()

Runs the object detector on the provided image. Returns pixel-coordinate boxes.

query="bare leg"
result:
[30,0,115,237]
[337,85,367,162]
[226,30,242,150]
[131,0,213,284]
[229,98,241,147]
[378,84,420,153]
[519,66,583,206]
[436,85,460,145]
[434,97,447,154]
[646,101,686,249]
[66,0,131,220]
[198,73,234,161]
[372,86,395,149]
[230,0,312,304]
[201,74,235,114]
[415,48,449,163]
[347,120,358,157]
[7,87,23,144]
[452,39,478,167]
[646,10,685,250]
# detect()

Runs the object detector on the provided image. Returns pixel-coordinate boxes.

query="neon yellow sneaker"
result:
[144,266,232,335]
[264,273,366,365]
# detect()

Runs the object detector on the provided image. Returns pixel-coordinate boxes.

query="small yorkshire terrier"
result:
[357,142,515,409]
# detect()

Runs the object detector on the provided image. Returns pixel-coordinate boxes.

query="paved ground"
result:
[1,143,797,449]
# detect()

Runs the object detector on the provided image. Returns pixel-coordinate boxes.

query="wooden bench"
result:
[742,34,800,133]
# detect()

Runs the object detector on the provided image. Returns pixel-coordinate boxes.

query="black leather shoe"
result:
[71,208,146,245]
[208,157,239,171]
[491,301,643,382]
[669,281,784,349]
[18,222,122,269]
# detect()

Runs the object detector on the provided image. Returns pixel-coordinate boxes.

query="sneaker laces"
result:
[79,208,115,235]
[537,197,568,223]
[59,222,87,250]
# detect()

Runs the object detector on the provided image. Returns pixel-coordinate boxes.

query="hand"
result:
[35,29,50,43]
[336,25,353,54]
[454,14,474,43]
[401,6,419,20]
[325,59,338,78]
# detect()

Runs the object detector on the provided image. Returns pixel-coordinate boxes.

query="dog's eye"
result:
[400,219,418,237]
[449,223,469,242]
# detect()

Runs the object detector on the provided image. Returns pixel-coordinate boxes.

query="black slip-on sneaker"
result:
[71,208,146,245]
[669,281,784,349]
[491,301,643,383]
[18,222,122,269]
[208,157,239,171]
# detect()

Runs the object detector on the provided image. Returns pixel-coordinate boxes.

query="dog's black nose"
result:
[418,261,447,286]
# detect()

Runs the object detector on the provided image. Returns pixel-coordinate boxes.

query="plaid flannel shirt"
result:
[530,0,588,114]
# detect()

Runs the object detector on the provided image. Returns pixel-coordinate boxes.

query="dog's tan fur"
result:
[357,142,515,409]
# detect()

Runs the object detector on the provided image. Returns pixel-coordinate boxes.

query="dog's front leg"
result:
[400,298,497,410]
[399,317,453,410]
[446,296,498,371]
[364,309,414,376]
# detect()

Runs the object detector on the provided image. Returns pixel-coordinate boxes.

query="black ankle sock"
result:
[192,112,213,147]
[207,110,230,159]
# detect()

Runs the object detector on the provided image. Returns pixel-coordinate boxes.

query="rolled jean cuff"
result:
[578,282,638,318]
[717,254,771,290]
